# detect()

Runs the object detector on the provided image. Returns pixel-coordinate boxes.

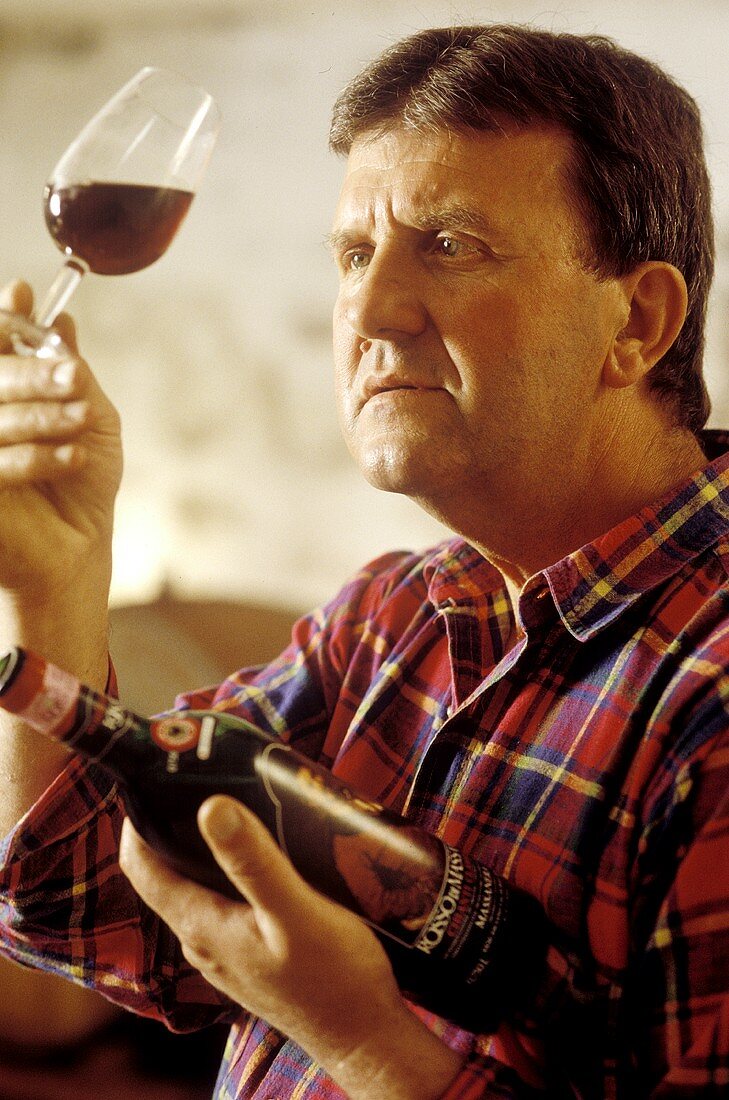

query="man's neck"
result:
[425,422,708,615]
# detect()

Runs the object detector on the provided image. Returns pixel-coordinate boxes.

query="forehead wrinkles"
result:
[335,146,502,246]
[336,171,447,237]
[335,128,467,227]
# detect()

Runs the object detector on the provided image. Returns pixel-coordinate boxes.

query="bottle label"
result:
[412,843,506,982]
[254,741,505,977]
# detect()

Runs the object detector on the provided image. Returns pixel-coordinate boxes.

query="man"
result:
[0,23,727,1098]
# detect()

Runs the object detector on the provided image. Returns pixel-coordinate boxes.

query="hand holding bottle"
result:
[120,797,466,1100]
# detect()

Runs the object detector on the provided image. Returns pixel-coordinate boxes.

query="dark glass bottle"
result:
[0,646,546,1031]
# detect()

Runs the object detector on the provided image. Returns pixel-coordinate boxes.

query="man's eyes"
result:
[432,234,465,258]
[336,234,483,272]
[345,250,372,271]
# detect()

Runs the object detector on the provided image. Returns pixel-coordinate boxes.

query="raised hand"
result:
[0,280,122,597]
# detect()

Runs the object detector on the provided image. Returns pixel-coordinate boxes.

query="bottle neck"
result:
[0,647,150,780]
[65,688,151,777]
[0,647,270,783]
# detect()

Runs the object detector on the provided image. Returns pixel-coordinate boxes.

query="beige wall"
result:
[1,0,728,613]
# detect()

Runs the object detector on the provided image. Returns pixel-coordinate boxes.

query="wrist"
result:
[323,996,464,1100]
[0,541,111,675]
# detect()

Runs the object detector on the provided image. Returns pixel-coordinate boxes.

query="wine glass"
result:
[0,67,219,358]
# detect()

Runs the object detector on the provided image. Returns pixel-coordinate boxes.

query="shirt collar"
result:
[547,429,729,639]
[425,430,729,642]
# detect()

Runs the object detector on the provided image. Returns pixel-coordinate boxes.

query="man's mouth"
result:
[361,375,441,403]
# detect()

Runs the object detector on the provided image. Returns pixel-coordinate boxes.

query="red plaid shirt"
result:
[3,431,729,1098]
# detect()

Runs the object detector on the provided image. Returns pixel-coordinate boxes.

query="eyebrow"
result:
[409,202,502,238]
[325,201,506,255]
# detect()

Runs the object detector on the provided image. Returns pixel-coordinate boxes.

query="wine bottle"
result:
[0,646,546,1031]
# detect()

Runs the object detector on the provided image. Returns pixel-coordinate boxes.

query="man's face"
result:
[329,124,627,525]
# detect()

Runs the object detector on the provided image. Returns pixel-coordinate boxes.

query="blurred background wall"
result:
[1,0,728,616]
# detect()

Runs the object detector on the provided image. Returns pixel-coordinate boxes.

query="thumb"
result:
[198,795,306,919]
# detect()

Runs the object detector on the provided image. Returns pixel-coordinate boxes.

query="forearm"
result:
[0,761,232,1036]
[0,546,112,833]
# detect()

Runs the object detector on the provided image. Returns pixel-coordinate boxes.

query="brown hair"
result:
[329,25,714,433]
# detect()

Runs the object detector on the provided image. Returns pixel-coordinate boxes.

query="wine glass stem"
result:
[34,259,88,329]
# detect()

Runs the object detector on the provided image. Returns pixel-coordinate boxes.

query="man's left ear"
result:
[604,262,688,389]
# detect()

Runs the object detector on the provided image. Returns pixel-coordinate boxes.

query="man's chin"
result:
[357,447,437,498]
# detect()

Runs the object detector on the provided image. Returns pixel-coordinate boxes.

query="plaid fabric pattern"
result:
[3,431,729,1097]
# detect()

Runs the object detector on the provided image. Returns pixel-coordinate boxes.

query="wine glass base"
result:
[0,311,69,360]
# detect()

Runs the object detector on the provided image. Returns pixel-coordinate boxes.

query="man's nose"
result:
[341,250,427,341]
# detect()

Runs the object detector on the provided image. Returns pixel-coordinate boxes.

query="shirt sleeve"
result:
[0,755,233,1031]
[169,549,422,767]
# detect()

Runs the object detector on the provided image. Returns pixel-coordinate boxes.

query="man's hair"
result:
[329,25,715,433]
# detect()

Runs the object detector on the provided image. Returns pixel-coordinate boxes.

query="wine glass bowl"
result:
[43,181,195,278]
[1,67,219,355]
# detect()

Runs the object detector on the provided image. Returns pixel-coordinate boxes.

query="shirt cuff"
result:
[0,754,119,865]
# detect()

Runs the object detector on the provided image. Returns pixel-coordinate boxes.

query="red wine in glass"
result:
[44,181,195,277]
